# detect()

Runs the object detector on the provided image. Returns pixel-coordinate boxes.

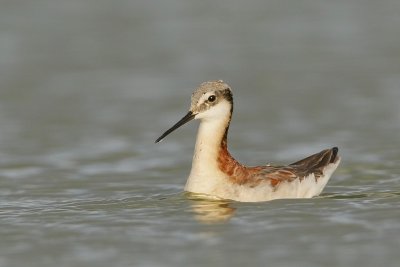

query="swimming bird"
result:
[155,80,340,202]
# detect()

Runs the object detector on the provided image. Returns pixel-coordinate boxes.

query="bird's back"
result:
[229,147,341,202]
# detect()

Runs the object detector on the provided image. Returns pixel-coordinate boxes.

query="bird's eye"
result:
[208,95,216,102]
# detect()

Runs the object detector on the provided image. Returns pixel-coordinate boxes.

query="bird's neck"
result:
[185,112,250,196]
[185,100,244,194]
[190,115,231,173]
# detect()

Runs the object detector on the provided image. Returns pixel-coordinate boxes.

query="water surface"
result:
[0,1,400,267]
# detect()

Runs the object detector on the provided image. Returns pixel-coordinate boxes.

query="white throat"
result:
[184,101,232,193]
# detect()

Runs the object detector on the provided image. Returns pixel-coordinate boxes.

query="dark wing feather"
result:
[259,147,339,186]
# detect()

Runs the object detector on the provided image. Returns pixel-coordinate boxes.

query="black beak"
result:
[155,111,195,143]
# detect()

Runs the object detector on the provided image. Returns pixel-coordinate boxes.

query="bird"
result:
[155,80,340,202]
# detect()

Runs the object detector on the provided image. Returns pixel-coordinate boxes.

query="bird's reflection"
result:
[186,193,236,223]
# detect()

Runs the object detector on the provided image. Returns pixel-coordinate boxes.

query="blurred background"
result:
[0,1,399,267]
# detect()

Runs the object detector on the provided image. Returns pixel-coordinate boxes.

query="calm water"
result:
[1,1,400,267]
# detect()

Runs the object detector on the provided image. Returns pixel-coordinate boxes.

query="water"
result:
[1,1,400,266]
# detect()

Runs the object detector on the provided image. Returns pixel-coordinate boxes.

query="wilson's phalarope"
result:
[156,80,341,202]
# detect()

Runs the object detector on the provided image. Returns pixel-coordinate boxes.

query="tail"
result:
[289,147,340,178]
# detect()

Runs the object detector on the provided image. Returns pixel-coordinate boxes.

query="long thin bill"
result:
[155,111,195,143]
